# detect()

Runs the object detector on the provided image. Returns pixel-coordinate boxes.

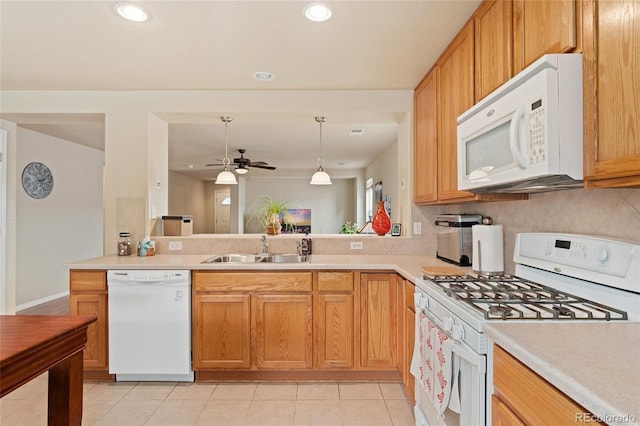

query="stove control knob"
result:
[443,316,454,332]
[597,247,610,263]
[451,324,464,341]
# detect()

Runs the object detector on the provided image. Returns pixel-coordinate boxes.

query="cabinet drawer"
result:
[493,345,604,425]
[70,270,106,292]
[194,271,312,292]
[318,272,353,292]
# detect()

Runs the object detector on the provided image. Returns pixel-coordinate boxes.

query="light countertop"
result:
[67,254,639,424]
[484,322,640,426]
[65,254,448,285]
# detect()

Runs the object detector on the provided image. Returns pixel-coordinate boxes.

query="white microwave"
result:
[457,54,583,193]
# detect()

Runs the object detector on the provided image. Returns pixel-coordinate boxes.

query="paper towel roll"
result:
[472,224,504,274]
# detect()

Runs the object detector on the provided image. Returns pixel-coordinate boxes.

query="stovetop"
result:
[424,273,629,321]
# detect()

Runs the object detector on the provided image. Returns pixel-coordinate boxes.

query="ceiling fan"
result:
[206,149,276,174]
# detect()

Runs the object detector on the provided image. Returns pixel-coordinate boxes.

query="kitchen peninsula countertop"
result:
[65,254,445,284]
[66,254,638,424]
[484,322,640,426]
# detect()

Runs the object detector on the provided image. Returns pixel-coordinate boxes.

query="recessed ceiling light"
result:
[253,71,275,81]
[114,3,150,22]
[304,3,332,22]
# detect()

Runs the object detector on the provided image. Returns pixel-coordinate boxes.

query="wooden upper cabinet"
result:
[414,67,439,204]
[437,20,477,201]
[474,0,513,101]
[513,0,577,72]
[583,0,640,187]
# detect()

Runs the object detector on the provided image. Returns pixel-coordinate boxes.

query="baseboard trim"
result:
[16,290,69,312]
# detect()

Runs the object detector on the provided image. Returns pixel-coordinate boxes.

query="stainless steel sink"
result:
[201,254,264,263]
[201,253,310,264]
[260,254,310,263]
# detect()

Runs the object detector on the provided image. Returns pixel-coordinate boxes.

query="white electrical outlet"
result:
[168,241,183,251]
[350,241,363,250]
[413,222,422,235]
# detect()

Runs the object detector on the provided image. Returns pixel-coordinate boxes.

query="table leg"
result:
[48,351,84,426]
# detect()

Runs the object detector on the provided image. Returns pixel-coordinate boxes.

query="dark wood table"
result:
[0,315,97,426]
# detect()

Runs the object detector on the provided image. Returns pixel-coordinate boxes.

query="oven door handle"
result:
[451,340,486,373]
[419,306,486,373]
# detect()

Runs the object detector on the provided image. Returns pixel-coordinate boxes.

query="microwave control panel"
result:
[529,98,546,165]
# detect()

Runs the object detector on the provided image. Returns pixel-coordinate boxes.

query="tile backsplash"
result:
[414,188,640,273]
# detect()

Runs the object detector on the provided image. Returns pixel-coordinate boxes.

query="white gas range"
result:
[411,232,640,426]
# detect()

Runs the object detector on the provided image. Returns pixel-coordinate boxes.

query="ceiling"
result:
[0,0,481,179]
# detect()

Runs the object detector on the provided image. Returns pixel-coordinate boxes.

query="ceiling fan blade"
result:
[247,161,268,166]
[205,163,225,167]
[248,164,277,170]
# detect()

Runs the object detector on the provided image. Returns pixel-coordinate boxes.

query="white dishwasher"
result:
[107,270,194,382]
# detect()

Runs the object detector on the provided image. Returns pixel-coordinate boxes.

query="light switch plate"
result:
[350,241,363,250]
[413,222,422,235]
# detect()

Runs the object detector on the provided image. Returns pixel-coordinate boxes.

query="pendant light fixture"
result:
[215,116,238,185]
[310,116,332,185]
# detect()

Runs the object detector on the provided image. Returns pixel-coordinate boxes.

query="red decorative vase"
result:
[372,200,391,236]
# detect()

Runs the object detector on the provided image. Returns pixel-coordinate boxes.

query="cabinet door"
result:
[414,67,439,204]
[583,0,640,187]
[360,273,398,369]
[513,0,577,72]
[69,293,108,370]
[403,282,416,403]
[437,20,477,201]
[316,293,354,369]
[475,0,513,101]
[253,294,313,369]
[492,395,525,426]
[193,294,251,369]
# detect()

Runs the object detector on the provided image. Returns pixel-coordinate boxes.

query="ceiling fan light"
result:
[310,168,332,185]
[215,168,238,185]
[235,167,249,175]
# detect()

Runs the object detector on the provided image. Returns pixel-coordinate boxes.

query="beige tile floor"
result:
[0,374,415,425]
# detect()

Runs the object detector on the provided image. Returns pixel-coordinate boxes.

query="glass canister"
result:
[118,232,132,256]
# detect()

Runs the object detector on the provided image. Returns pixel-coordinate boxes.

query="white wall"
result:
[16,127,103,308]
[0,120,17,313]
[244,177,356,234]
[168,171,207,234]
[1,90,413,252]
[366,141,399,223]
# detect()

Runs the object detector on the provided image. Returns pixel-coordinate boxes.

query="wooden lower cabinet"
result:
[491,394,525,426]
[193,271,314,372]
[193,293,251,369]
[69,270,109,374]
[403,280,416,403]
[360,273,398,369]
[493,345,605,425]
[315,272,354,369]
[253,293,313,369]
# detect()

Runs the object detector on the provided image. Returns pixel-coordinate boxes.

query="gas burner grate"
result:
[424,273,628,320]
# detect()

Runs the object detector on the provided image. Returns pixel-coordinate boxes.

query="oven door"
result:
[412,291,487,426]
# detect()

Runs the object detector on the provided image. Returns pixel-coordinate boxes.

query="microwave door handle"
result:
[509,105,529,169]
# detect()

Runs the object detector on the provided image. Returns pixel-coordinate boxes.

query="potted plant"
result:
[249,196,295,235]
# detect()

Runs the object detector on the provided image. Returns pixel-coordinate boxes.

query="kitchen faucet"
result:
[261,235,268,254]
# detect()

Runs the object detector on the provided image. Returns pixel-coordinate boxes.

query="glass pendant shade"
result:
[310,116,332,185]
[215,116,238,185]
[215,168,237,184]
[310,166,332,185]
